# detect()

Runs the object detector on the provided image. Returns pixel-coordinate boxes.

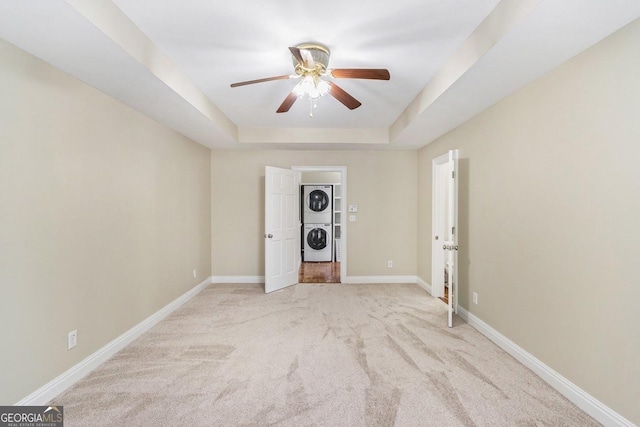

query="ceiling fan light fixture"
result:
[293,76,330,100]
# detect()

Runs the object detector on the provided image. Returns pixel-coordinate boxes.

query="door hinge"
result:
[452,226,455,235]
[451,171,455,179]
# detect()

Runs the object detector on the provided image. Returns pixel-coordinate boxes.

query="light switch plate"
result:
[348,205,358,213]
[68,330,77,350]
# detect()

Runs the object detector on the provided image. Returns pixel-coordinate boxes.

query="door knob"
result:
[265,233,273,238]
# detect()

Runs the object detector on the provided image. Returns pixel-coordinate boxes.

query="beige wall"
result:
[418,19,640,424]
[301,171,341,184]
[211,150,417,277]
[0,40,211,404]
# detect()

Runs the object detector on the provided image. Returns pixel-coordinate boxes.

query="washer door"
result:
[307,227,327,250]
[307,189,329,212]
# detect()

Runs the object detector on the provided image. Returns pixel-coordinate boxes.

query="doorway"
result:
[431,150,459,327]
[293,166,347,284]
[432,156,449,299]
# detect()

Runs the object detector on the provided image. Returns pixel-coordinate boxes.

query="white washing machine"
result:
[303,185,333,224]
[303,223,332,262]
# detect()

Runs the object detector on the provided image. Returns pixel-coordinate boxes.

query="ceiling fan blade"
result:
[330,68,390,80]
[289,46,305,66]
[276,92,298,113]
[230,75,292,88]
[328,81,362,110]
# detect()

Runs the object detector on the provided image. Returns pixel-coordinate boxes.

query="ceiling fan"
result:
[230,43,390,116]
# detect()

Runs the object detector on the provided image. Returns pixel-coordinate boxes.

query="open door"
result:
[432,150,459,327]
[264,166,300,293]
[445,150,459,327]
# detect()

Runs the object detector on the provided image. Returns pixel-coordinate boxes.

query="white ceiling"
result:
[1,0,639,150]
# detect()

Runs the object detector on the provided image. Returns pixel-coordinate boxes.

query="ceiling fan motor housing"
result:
[292,43,330,74]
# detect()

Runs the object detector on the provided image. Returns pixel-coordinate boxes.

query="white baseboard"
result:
[16,277,212,406]
[343,275,418,284]
[210,275,432,289]
[415,277,432,295]
[211,276,432,285]
[211,276,264,284]
[457,306,634,427]
[210,275,431,288]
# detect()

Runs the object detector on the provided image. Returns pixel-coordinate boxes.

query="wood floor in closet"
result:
[298,262,340,283]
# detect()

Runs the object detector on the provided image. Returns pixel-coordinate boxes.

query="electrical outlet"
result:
[387,260,393,268]
[193,269,197,278]
[68,330,77,350]
[473,292,478,305]
[349,215,356,222]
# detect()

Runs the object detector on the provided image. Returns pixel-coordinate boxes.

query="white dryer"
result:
[303,185,332,224]
[303,223,332,262]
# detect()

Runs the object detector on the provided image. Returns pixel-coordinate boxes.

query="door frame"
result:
[292,165,347,282]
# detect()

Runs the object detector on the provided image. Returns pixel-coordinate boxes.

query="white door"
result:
[265,166,300,293]
[431,160,447,299]
[432,150,459,327]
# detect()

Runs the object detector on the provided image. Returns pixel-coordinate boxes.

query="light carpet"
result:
[52,283,599,426]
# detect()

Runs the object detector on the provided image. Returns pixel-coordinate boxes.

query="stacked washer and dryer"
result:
[302,185,333,262]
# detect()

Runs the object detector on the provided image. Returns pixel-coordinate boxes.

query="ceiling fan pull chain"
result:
[309,98,313,118]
